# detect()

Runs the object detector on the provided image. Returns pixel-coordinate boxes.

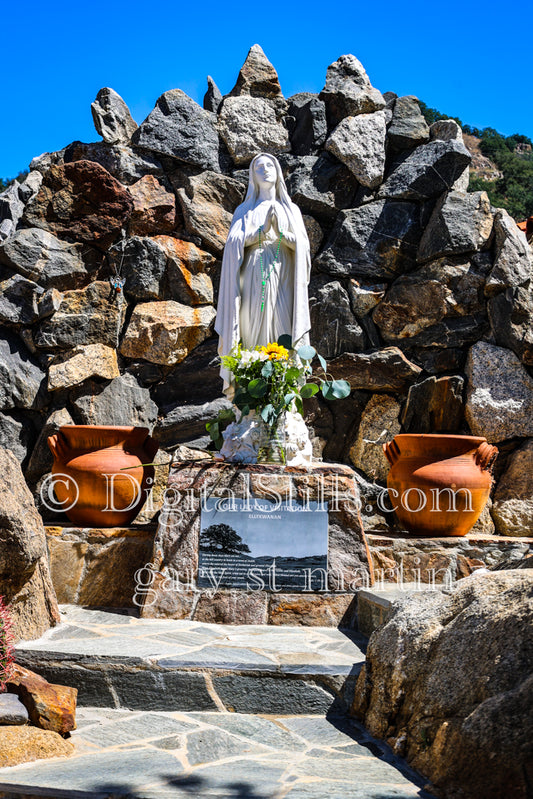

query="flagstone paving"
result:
[0,708,435,798]
[15,607,367,715]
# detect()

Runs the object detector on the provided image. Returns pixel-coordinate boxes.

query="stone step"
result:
[15,606,366,716]
[356,583,447,636]
[0,707,435,799]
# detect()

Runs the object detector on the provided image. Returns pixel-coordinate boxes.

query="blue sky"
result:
[1,0,530,179]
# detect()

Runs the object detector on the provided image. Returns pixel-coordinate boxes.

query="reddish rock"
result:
[7,664,77,734]
[153,236,214,305]
[128,175,176,236]
[22,160,133,249]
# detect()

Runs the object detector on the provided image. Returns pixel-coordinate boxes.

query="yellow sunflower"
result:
[259,342,289,361]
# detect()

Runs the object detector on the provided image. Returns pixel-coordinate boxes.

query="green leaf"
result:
[261,404,275,424]
[321,379,351,400]
[284,392,297,405]
[297,344,316,361]
[331,379,351,398]
[261,360,274,378]
[317,353,327,373]
[300,382,319,398]
[248,378,268,398]
[234,388,253,409]
[286,366,301,382]
[294,395,304,416]
[277,334,293,349]
[241,404,250,416]
[207,422,220,441]
[218,408,236,424]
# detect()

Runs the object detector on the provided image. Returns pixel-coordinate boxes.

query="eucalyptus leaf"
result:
[261,404,275,424]
[286,366,301,382]
[331,379,351,398]
[208,422,220,441]
[298,344,316,361]
[261,360,274,378]
[300,382,319,398]
[248,378,268,398]
[277,334,293,349]
[284,392,297,405]
[294,395,303,416]
[317,353,327,373]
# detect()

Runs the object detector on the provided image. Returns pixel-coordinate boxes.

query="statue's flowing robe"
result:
[215,198,311,395]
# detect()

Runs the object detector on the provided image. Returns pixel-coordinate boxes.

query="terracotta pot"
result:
[383,434,498,537]
[47,425,159,527]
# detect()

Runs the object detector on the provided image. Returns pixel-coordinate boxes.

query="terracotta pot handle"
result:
[383,438,401,467]
[47,430,71,462]
[475,441,498,472]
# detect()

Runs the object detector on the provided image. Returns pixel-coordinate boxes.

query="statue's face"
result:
[253,156,277,187]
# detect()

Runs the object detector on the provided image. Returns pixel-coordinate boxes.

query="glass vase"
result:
[257,415,286,464]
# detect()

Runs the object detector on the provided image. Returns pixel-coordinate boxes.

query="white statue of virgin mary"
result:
[215,153,311,396]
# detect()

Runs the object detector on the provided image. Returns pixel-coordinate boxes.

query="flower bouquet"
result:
[208,335,350,463]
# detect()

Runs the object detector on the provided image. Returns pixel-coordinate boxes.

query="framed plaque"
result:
[198,497,328,592]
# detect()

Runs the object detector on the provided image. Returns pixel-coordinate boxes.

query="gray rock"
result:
[491,439,533,537]
[203,76,222,112]
[17,171,43,204]
[309,278,366,359]
[37,287,63,319]
[63,141,164,186]
[108,236,168,301]
[485,209,532,296]
[0,411,32,464]
[152,337,222,407]
[71,373,158,430]
[417,191,494,262]
[408,347,466,375]
[91,87,138,145]
[288,93,327,155]
[401,375,464,433]
[465,341,533,442]
[325,111,387,188]
[33,281,127,351]
[29,149,66,173]
[0,228,90,290]
[430,119,464,143]
[378,140,471,201]
[154,397,231,448]
[352,571,533,799]
[0,332,46,411]
[346,280,386,317]
[316,200,424,279]
[0,181,24,242]
[175,170,245,254]
[0,270,44,325]
[319,54,385,127]
[25,407,74,485]
[132,89,221,171]
[387,95,430,150]
[349,394,401,481]
[218,95,290,166]
[372,257,487,345]
[0,693,29,725]
[285,154,358,219]
[212,674,335,714]
[329,348,421,393]
[488,285,533,366]
[302,214,323,259]
[228,44,284,100]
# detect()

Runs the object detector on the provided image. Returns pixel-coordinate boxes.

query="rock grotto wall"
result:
[0,45,532,535]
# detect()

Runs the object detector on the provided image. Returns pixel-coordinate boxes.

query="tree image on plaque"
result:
[199,523,252,555]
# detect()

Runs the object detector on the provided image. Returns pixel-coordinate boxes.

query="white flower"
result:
[240,351,254,365]
[257,350,269,362]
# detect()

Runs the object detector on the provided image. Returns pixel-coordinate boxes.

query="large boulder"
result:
[488,284,533,366]
[70,372,158,429]
[352,571,533,799]
[63,140,164,186]
[127,174,176,236]
[91,87,138,145]
[308,277,366,358]
[132,89,222,171]
[485,209,532,296]
[319,54,385,127]
[228,44,284,100]
[285,154,358,220]
[316,200,424,279]
[47,344,120,391]
[329,348,421,393]
[417,190,493,262]
[491,439,533,536]
[387,95,430,150]
[465,341,533,442]
[401,375,464,433]
[175,170,245,254]
[378,140,471,201]
[33,281,127,350]
[0,448,59,641]
[372,257,488,347]
[22,161,134,249]
[119,300,215,366]
[349,394,401,481]
[108,235,168,302]
[0,412,32,464]
[325,111,387,188]
[152,236,214,306]
[287,93,327,155]
[218,96,290,166]
[0,270,44,326]
[0,228,90,290]
[0,332,46,411]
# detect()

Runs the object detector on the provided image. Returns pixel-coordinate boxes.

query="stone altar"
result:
[139,460,373,626]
